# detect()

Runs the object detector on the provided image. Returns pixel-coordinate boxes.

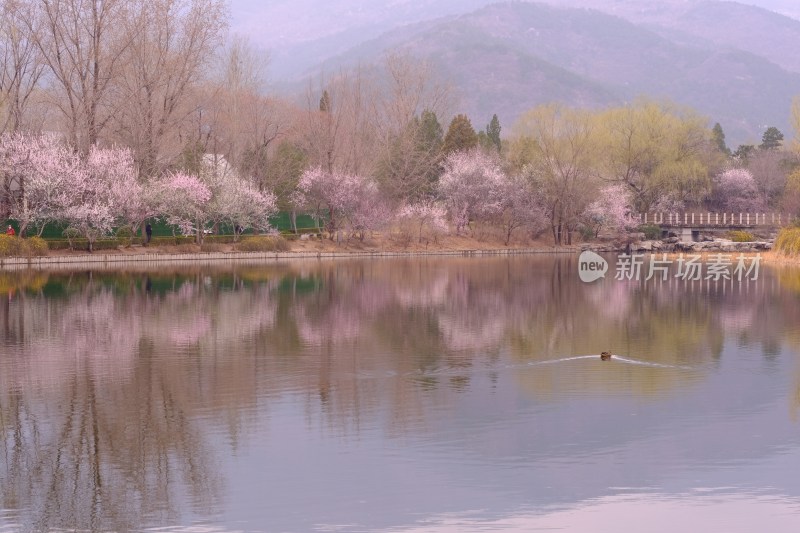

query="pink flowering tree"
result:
[295,167,386,240]
[583,184,636,237]
[155,172,212,241]
[60,146,142,250]
[156,154,277,243]
[438,149,504,234]
[711,167,767,213]
[0,133,75,236]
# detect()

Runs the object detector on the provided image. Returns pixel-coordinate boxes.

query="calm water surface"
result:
[1,256,800,532]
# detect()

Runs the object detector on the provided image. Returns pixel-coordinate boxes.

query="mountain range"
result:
[235,0,800,146]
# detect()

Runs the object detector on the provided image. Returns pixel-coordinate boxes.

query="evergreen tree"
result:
[760,126,784,150]
[319,90,331,113]
[486,114,502,152]
[711,122,730,156]
[418,109,443,152]
[733,144,755,161]
[442,114,478,155]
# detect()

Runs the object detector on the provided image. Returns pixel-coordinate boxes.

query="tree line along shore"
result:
[2,1,800,258]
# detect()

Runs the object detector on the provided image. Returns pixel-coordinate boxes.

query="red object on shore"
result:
[5,225,15,236]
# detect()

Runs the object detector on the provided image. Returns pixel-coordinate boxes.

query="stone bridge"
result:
[637,212,787,242]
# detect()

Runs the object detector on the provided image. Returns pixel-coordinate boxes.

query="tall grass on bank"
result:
[775,228,800,256]
[0,235,49,257]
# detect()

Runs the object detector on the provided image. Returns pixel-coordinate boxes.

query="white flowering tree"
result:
[583,184,635,237]
[438,149,504,234]
[711,167,767,213]
[155,172,212,241]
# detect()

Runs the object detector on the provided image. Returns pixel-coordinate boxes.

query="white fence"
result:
[638,212,786,227]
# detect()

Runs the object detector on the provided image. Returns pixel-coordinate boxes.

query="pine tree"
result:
[442,114,478,155]
[486,114,501,152]
[760,126,784,150]
[711,122,730,156]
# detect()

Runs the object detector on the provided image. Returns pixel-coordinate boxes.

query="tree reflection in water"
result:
[0,257,798,529]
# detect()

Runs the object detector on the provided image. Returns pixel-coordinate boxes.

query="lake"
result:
[1,255,800,532]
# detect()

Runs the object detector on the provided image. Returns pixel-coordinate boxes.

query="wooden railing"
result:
[638,212,787,227]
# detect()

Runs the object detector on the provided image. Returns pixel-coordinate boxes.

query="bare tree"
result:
[113,0,227,179]
[301,66,377,178]
[26,0,137,153]
[0,0,45,134]
[206,36,288,176]
[372,53,452,202]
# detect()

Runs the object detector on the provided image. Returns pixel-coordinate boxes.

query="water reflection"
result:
[1,257,799,531]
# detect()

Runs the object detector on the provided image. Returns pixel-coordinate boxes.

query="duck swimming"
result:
[600,351,612,361]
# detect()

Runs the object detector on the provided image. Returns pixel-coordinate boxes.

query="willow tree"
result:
[512,104,600,245]
[596,101,712,212]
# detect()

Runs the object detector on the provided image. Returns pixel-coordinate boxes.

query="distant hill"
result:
[550,0,800,74]
[304,2,800,145]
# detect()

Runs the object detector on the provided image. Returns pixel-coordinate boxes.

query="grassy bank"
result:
[775,228,800,256]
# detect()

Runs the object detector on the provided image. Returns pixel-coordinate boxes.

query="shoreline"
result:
[1,246,798,271]
[0,246,579,270]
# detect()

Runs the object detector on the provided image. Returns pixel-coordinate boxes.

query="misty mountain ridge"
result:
[260,0,800,146]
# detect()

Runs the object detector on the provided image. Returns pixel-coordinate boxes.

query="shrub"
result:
[25,236,49,256]
[0,236,49,257]
[637,224,662,240]
[0,235,24,257]
[236,235,290,252]
[115,225,134,247]
[775,228,800,256]
[727,230,754,242]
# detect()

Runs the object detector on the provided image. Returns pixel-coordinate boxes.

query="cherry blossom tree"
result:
[214,178,278,242]
[711,167,767,213]
[294,166,386,240]
[0,133,75,236]
[155,171,212,240]
[156,154,278,243]
[438,149,504,234]
[1,135,145,245]
[58,146,141,251]
[583,184,635,237]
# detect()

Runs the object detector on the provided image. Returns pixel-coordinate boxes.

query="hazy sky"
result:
[229,0,800,47]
